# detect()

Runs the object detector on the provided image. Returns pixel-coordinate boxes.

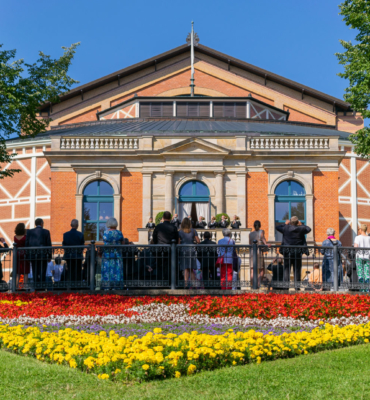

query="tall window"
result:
[179,180,210,202]
[275,180,306,236]
[83,180,114,241]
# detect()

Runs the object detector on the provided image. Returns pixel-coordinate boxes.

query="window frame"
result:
[83,180,114,241]
[274,180,306,225]
[178,180,210,202]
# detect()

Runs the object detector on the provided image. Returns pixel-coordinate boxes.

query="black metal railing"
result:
[6,240,370,292]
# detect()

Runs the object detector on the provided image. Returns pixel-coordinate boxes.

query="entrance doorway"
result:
[178,180,210,223]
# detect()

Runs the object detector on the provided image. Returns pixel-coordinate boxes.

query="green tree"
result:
[336,0,370,159]
[0,43,79,178]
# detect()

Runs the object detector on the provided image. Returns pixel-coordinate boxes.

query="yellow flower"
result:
[142,364,150,370]
[153,328,162,334]
[175,371,181,378]
[98,374,109,380]
[319,321,324,325]
[115,369,121,374]
[187,364,196,375]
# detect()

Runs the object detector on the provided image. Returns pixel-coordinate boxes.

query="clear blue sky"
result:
[1,0,356,102]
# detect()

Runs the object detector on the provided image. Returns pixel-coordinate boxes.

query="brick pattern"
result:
[246,172,269,239]
[284,106,325,124]
[50,171,76,243]
[120,172,143,242]
[58,106,101,125]
[313,171,339,242]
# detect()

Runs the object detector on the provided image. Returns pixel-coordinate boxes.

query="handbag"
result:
[216,238,231,265]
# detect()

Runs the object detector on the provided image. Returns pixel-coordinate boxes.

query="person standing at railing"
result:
[208,216,218,229]
[179,217,200,288]
[25,218,52,290]
[170,214,181,230]
[62,219,85,287]
[276,217,311,290]
[354,224,370,293]
[219,215,229,229]
[198,231,218,286]
[217,228,235,290]
[231,215,242,229]
[152,211,179,284]
[320,228,342,290]
[14,223,29,289]
[101,218,124,289]
[195,217,207,229]
[267,256,284,290]
[249,220,270,288]
[145,218,156,229]
[0,238,9,290]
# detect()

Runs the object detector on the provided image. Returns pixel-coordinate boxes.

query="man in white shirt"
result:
[354,224,370,292]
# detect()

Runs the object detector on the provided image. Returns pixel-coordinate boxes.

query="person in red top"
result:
[14,223,30,288]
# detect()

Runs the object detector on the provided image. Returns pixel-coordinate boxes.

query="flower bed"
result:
[1,293,370,321]
[0,323,369,381]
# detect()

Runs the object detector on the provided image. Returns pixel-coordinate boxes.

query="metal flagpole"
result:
[190,21,195,97]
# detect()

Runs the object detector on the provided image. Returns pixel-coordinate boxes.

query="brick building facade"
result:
[0,41,367,245]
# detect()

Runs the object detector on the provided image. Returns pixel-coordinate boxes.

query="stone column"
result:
[142,172,152,226]
[113,194,121,230]
[305,194,314,243]
[75,194,83,224]
[164,171,174,213]
[215,172,224,214]
[267,194,276,242]
[236,172,247,227]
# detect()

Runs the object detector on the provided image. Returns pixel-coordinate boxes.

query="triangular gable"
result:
[160,138,230,155]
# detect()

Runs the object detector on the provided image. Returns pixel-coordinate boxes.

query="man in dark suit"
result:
[170,214,181,230]
[276,216,311,289]
[152,211,179,284]
[25,218,52,289]
[195,217,207,229]
[198,231,218,287]
[62,219,85,287]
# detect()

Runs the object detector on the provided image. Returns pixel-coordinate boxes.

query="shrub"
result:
[215,213,230,226]
[155,211,171,226]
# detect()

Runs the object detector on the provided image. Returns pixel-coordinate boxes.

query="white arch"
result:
[77,173,120,195]
[270,174,312,195]
[175,175,215,197]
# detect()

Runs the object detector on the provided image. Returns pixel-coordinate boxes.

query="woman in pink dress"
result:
[14,223,30,288]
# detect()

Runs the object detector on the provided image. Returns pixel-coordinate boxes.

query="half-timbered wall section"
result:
[0,140,51,243]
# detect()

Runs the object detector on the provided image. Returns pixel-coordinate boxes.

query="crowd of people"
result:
[0,213,370,292]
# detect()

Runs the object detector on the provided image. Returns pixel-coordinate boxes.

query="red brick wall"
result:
[120,172,142,241]
[313,171,339,243]
[59,107,101,125]
[50,171,76,243]
[111,69,274,107]
[284,106,325,124]
[246,172,269,239]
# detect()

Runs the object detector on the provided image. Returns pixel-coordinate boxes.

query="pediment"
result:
[160,138,230,155]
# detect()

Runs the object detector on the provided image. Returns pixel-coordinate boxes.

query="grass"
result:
[1,345,370,400]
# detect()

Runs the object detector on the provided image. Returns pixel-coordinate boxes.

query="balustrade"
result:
[60,137,138,150]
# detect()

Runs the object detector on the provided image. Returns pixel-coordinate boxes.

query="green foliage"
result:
[155,211,171,226]
[2,343,370,399]
[336,0,370,157]
[215,213,230,226]
[0,43,79,178]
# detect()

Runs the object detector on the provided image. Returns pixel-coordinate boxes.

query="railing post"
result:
[333,243,338,292]
[253,240,258,290]
[171,240,176,290]
[12,243,17,293]
[90,241,95,291]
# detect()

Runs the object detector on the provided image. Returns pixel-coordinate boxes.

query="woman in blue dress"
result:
[102,217,124,288]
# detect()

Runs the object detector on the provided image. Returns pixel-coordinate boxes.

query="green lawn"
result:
[1,345,369,400]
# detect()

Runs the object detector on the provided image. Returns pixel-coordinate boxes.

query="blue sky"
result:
[1,0,356,102]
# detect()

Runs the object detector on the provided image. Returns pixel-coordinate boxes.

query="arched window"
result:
[179,180,210,202]
[275,180,306,231]
[83,180,114,241]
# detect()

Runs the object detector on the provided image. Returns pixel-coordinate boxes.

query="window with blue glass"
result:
[179,180,210,202]
[83,180,114,241]
[275,180,306,230]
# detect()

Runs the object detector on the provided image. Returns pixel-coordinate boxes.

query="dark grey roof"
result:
[6,118,351,144]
